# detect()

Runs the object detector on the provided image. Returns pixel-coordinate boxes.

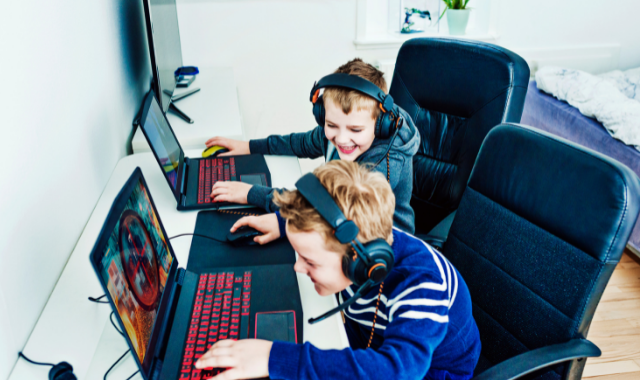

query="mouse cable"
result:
[104,349,130,380]
[88,294,109,304]
[126,370,140,380]
[169,233,227,244]
[18,352,54,367]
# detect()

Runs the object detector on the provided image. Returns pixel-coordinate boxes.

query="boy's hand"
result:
[195,339,272,380]
[205,136,250,156]
[211,182,252,204]
[231,214,280,245]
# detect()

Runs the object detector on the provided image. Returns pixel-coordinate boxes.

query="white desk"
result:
[9,150,348,380]
[132,67,244,154]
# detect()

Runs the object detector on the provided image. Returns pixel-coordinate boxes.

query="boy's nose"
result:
[293,260,306,274]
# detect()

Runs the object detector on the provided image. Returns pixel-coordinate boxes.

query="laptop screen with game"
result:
[91,169,176,374]
[141,92,184,193]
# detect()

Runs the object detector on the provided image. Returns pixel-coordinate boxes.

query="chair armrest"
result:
[472,339,601,380]
[418,211,457,249]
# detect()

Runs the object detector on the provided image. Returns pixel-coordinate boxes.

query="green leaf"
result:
[439,5,449,20]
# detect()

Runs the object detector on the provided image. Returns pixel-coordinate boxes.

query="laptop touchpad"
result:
[240,174,267,186]
[255,311,297,343]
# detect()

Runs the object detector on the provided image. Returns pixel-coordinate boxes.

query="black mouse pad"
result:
[187,209,297,273]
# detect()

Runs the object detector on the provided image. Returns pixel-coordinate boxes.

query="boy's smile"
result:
[323,100,376,161]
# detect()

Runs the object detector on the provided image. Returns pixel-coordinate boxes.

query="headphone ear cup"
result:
[312,95,325,127]
[348,254,369,287]
[375,111,394,140]
[362,239,394,284]
[49,362,76,380]
[342,254,351,278]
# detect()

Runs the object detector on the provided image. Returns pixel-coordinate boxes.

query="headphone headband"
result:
[295,173,359,244]
[310,73,400,140]
[310,73,389,105]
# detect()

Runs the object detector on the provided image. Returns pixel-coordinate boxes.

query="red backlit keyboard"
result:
[180,271,252,380]
[198,158,237,204]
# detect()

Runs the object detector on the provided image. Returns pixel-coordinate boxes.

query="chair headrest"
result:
[393,38,530,118]
[468,123,640,261]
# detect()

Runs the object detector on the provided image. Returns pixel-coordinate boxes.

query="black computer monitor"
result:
[142,0,183,113]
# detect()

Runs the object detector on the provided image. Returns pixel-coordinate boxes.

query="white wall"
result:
[0,0,151,378]
[493,0,640,74]
[176,0,640,174]
[177,0,360,173]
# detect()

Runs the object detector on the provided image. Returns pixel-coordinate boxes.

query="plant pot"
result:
[447,9,471,35]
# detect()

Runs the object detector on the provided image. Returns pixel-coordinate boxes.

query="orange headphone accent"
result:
[312,89,320,104]
[378,103,387,113]
[368,263,385,278]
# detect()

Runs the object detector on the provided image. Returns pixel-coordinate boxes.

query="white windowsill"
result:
[354,31,499,50]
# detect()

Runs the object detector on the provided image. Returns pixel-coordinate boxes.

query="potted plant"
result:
[441,0,471,35]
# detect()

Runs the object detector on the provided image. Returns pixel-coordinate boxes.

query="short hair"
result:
[274,160,394,256]
[322,58,388,121]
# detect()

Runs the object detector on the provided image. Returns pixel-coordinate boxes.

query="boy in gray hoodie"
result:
[205,59,420,233]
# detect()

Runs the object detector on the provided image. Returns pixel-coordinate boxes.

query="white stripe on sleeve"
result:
[398,310,449,323]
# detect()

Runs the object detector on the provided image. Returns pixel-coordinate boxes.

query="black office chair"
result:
[441,123,640,379]
[389,38,530,245]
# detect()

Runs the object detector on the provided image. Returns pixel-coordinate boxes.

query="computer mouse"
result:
[202,145,230,158]
[227,226,261,246]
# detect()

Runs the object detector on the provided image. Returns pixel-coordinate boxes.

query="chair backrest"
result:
[443,123,640,379]
[389,38,530,234]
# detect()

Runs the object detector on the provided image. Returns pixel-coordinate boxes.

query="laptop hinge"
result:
[180,158,188,196]
[150,358,163,380]
[176,268,186,285]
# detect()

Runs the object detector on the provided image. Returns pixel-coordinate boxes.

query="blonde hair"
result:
[274,161,394,256]
[322,58,388,121]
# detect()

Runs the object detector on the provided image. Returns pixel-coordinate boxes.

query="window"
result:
[355,0,499,50]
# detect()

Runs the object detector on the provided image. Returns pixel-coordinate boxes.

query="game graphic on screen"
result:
[144,97,181,189]
[97,178,173,363]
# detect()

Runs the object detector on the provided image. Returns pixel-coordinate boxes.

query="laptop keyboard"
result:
[198,158,237,204]
[180,271,252,380]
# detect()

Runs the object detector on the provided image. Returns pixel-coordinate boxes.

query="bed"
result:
[521,80,640,255]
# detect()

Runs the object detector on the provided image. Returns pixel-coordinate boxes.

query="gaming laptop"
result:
[89,168,301,380]
[138,90,271,211]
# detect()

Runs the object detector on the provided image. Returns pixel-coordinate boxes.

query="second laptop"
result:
[138,89,271,211]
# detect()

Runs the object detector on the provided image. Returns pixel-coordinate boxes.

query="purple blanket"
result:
[522,81,640,254]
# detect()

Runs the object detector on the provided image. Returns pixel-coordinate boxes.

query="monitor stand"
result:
[167,87,201,124]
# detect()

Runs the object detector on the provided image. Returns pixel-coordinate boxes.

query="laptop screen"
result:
[142,95,182,190]
[94,174,174,365]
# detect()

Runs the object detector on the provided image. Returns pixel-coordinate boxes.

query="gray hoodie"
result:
[247,107,420,234]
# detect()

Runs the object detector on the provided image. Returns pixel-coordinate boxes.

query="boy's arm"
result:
[247,185,280,212]
[269,310,447,380]
[269,273,452,380]
[249,126,327,158]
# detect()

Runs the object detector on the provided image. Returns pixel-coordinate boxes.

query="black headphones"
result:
[18,353,77,380]
[295,172,394,324]
[310,73,402,140]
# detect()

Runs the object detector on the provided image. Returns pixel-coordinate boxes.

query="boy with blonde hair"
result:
[205,58,420,233]
[196,161,480,380]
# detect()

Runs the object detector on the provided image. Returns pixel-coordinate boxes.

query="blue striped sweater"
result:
[269,226,481,380]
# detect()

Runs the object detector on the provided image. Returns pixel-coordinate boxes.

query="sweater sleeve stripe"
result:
[344,312,387,330]
[347,305,389,320]
[387,247,448,305]
[346,285,390,306]
[397,310,450,323]
[389,299,450,322]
